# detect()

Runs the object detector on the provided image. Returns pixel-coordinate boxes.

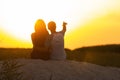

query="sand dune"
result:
[1,59,120,80]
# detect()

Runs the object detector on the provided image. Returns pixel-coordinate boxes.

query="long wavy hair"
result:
[34,19,49,37]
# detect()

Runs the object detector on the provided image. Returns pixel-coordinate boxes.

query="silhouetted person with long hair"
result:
[46,21,67,60]
[31,19,50,60]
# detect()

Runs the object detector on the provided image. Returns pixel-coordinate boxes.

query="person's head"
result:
[34,19,47,33]
[48,21,56,33]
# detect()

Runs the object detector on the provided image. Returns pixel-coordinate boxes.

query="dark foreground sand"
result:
[1,59,120,80]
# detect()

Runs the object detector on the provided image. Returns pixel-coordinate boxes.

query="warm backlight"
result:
[0,0,120,49]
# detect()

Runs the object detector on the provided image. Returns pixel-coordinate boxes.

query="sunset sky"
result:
[0,0,120,50]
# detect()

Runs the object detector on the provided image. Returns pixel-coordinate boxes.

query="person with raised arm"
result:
[46,21,67,60]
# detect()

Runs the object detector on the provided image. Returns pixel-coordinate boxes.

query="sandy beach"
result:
[1,59,119,80]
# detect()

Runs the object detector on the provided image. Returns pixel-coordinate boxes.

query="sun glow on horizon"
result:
[0,0,120,49]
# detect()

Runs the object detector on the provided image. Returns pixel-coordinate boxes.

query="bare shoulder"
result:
[58,31,65,35]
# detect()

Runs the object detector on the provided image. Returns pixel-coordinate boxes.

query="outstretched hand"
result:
[62,21,67,32]
[63,22,67,27]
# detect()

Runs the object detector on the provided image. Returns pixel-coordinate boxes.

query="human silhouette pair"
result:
[31,19,67,60]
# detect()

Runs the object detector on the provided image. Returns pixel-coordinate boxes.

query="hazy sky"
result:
[0,0,120,49]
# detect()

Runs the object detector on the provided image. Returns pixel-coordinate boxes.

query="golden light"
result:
[0,0,120,49]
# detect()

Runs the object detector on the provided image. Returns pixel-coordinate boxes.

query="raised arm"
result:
[62,22,67,33]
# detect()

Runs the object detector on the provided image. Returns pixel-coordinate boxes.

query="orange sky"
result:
[65,11,120,49]
[0,0,120,49]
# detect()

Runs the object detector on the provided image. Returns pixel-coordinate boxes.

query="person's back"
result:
[47,21,67,60]
[50,31,66,60]
[31,32,46,47]
[31,19,50,60]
